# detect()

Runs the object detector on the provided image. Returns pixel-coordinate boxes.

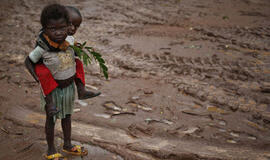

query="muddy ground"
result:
[0,0,270,159]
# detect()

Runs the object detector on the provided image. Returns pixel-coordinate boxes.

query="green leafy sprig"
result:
[70,42,108,79]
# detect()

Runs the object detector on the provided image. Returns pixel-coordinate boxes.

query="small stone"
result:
[247,136,257,140]
[246,120,267,131]
[219,120,226,126]
[99,94,105,97]
[131,96,140,100]
[238,97,246,104]
[94,113,111,119]
[88,101,93,105]
[74,108,81,113]
[85,84,99,90]
[257,104,268,112]
[103,101,122,111]
[252,111,262,120]
[143,89,153,94]
[130,73,138,78]
[207,106,228,114]
[75,100,88,107]
[137,105,153,111]
[218,129,226,132]
[229,105,239,112]
[127,102,138,108]
[239,105,250,112]
[192,104,202,109]
[226,139,237,144]
[182,127,199,134]
[141,71,150,79]
[247,99,256,106]
[228,101,239,111]
[197,91,207,101]
[262,113,270,124]
[250,82,260,90]
[230,132,239,138]
[161,119,173,125]
[149,71,156,76]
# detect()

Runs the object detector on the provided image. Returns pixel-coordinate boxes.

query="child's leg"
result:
[61,114,72,148]
[45,110,57,155]
[75,59,101,99]
[75,59,85,85]
[61,114,88,156]
[45,93,60,116]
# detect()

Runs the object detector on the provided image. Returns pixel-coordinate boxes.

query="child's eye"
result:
[49,28,56,32]
[47,26,66,32]
[60,26,67,30]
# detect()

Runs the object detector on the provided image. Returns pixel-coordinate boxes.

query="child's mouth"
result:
[55,37,65,42]
[69,31,75,35]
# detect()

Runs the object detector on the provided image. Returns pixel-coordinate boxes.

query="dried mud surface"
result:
[0,0,270,159]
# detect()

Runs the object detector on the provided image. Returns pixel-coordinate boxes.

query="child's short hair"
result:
[40,4,69,28]
[66,6,82,18]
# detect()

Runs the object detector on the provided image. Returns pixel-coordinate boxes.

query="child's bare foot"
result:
[63,144,88,156]
[44,152,66,160]
[78,90,101,100]
[75,78,101,100]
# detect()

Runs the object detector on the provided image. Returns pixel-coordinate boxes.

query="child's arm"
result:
[25,46,59,116]
[25,56,39,82]
[25,46,44,82]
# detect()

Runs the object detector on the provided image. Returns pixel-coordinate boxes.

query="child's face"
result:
[44,18,68,43]
[68,12,82,36]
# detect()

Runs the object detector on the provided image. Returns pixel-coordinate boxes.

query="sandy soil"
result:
[0,0,270,159]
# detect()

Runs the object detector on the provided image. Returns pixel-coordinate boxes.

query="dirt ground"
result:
[0,0,270,159]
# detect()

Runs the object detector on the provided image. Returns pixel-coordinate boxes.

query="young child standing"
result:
[25,4,88,159]
[32,6,100,116]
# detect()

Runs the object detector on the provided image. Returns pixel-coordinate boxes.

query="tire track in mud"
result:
[82,0,270,143]
[95,0,168,26]
[1,0,270,158]
[193,26,270,51]
[115,42,264,80]
[109,38,270,142]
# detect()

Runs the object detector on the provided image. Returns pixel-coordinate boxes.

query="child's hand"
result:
[45,93,59,117]
[46,105,60,117]
[74,42,81,47]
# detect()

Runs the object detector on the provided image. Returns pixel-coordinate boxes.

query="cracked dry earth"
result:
[0,0,270,159]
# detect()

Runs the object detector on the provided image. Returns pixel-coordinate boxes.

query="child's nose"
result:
[71,25,75,31]
[55,30,63,36]
[68,24,74,30]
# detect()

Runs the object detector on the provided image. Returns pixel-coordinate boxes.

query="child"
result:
[34,5,100,114]
[25,4,88,159]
